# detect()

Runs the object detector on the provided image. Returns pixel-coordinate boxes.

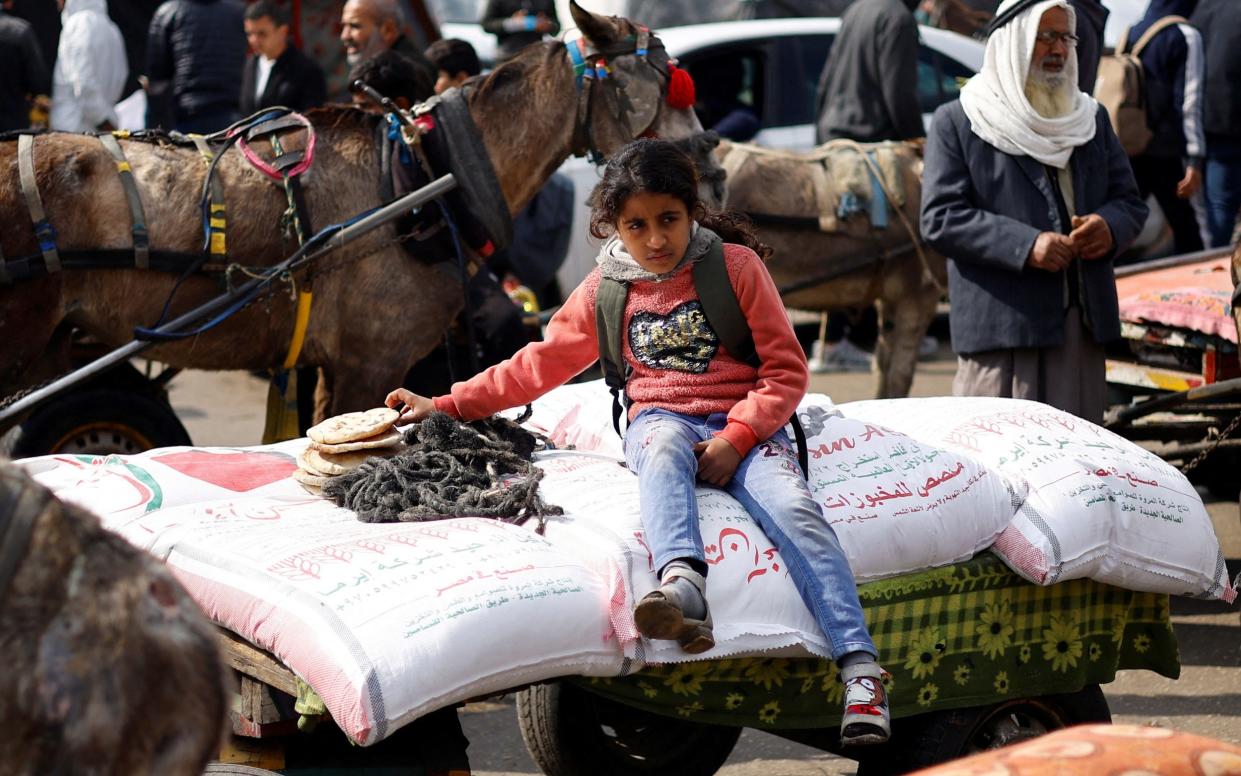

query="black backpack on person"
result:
[593,240,810,477]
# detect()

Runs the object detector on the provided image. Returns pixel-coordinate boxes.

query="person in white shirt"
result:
[239,0,325,115]
[50,0,126,132]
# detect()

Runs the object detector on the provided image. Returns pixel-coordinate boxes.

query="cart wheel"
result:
[516,681,741,776]
[11,388,192,458]
[855,684,1110,775]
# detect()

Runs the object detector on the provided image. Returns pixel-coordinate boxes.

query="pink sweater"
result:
[433,243,808,457]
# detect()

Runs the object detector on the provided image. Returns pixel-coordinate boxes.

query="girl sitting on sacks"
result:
[386,138,890,745]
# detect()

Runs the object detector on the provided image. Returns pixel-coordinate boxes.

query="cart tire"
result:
[516,681,741,776]
[11,388,192,458]
[202,766,282,775]
[855,684,1110,775]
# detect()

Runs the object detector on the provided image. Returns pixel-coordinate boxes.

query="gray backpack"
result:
[1094,16,1188,157]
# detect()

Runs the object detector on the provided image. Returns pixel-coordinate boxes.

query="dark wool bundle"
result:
[322,410,563,530]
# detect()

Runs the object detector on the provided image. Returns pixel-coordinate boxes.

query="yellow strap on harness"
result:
[282,290,313,370]
[189,134,228,258]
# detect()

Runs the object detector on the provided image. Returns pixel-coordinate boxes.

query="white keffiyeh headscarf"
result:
[959,0,1097,169]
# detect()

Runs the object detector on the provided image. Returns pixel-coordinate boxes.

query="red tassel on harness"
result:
[665,64,695,111]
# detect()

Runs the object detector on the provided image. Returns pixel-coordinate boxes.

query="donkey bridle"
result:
[568,27,675,162]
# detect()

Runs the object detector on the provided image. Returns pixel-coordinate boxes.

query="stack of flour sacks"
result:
[522,381,1237,608]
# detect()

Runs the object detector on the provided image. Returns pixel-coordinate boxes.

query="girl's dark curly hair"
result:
[588,138,772,261]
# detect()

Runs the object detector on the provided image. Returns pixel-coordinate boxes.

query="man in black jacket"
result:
[814,0,923,145]
[145,0,246,133]
[813,0,922,372]
[1189,0,1241,247]
[480,0,558,63]
[0,2,49,132]
[240,0,325,116]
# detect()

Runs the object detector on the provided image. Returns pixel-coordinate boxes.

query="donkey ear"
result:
[570,0,618,47]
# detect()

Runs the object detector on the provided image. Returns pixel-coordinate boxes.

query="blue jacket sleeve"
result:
[919,105,1040,273]
[1091,115,1150,257]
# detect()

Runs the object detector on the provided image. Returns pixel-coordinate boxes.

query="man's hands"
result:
[385,388,435,424]
[1027,214,1116,270]
[1069,214,1114,260]
[693,438,742,487]
[1027,231,1075,271]
[1176,166,1202,199]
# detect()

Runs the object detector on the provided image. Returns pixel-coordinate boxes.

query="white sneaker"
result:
[918,335,939,360]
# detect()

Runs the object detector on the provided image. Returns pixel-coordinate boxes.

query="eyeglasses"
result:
[1034,30,1079,46]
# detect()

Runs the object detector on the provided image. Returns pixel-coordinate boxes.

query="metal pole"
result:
[1105,375,1241,428]
[0,174,457,426]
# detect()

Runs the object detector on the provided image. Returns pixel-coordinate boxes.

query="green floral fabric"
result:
[573,553,1181,729]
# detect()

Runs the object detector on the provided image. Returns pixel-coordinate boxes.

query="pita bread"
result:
[309,427,404,453]
[297,448,334,478]
[307,407,399,445]
[292,467,331,487]
[305,445,399,476]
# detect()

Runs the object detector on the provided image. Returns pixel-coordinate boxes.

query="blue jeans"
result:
[623,408,877,661]
[1204,137,1241,248]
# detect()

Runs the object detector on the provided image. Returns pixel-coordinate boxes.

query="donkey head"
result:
[569,2,726,207]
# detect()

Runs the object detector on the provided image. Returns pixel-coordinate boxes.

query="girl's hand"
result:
[385,388,434,424]
[693,438,741,487]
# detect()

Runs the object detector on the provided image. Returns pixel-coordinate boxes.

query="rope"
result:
[323,410,562,532]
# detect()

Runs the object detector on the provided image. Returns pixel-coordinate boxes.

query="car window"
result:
[783,34,834,129]
[760,33,976,130]
[680,46,768,140]
[918,49,974,114]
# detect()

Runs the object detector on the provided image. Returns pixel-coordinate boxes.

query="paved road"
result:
[165,346,1240,775]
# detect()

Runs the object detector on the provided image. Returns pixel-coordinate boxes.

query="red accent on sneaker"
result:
[845,704,885,717]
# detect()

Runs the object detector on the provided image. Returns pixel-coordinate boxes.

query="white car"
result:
[553,18,985,292]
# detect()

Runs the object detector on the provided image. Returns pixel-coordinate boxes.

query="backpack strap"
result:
[594,241,810,478]
[1129,15,1190,57]
[1116,25,1132,55]
[692,240,810,479]
[693,240,758,368]
[595,275,631,436]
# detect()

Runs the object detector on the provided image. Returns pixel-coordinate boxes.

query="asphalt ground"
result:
[168,339,1240,775]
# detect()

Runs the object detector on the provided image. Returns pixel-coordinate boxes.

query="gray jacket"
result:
[920,100,1149,355]
[814,0,922,143]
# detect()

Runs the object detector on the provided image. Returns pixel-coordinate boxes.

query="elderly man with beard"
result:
[919,0,1149,424]
[339,0,434,100]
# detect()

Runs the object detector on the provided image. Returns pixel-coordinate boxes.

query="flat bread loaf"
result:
[307,408,399,445]
[292,467,330,487]
[309,427,403,453]
[296,448,334,477]
[305,446,398,476]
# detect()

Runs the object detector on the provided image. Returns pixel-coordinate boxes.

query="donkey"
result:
[0,461,226,775]
[0,2,715,426]
[715,138,947,399]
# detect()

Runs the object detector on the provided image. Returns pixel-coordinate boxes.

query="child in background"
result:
[424,38,480,95]
[386,138,891,745]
